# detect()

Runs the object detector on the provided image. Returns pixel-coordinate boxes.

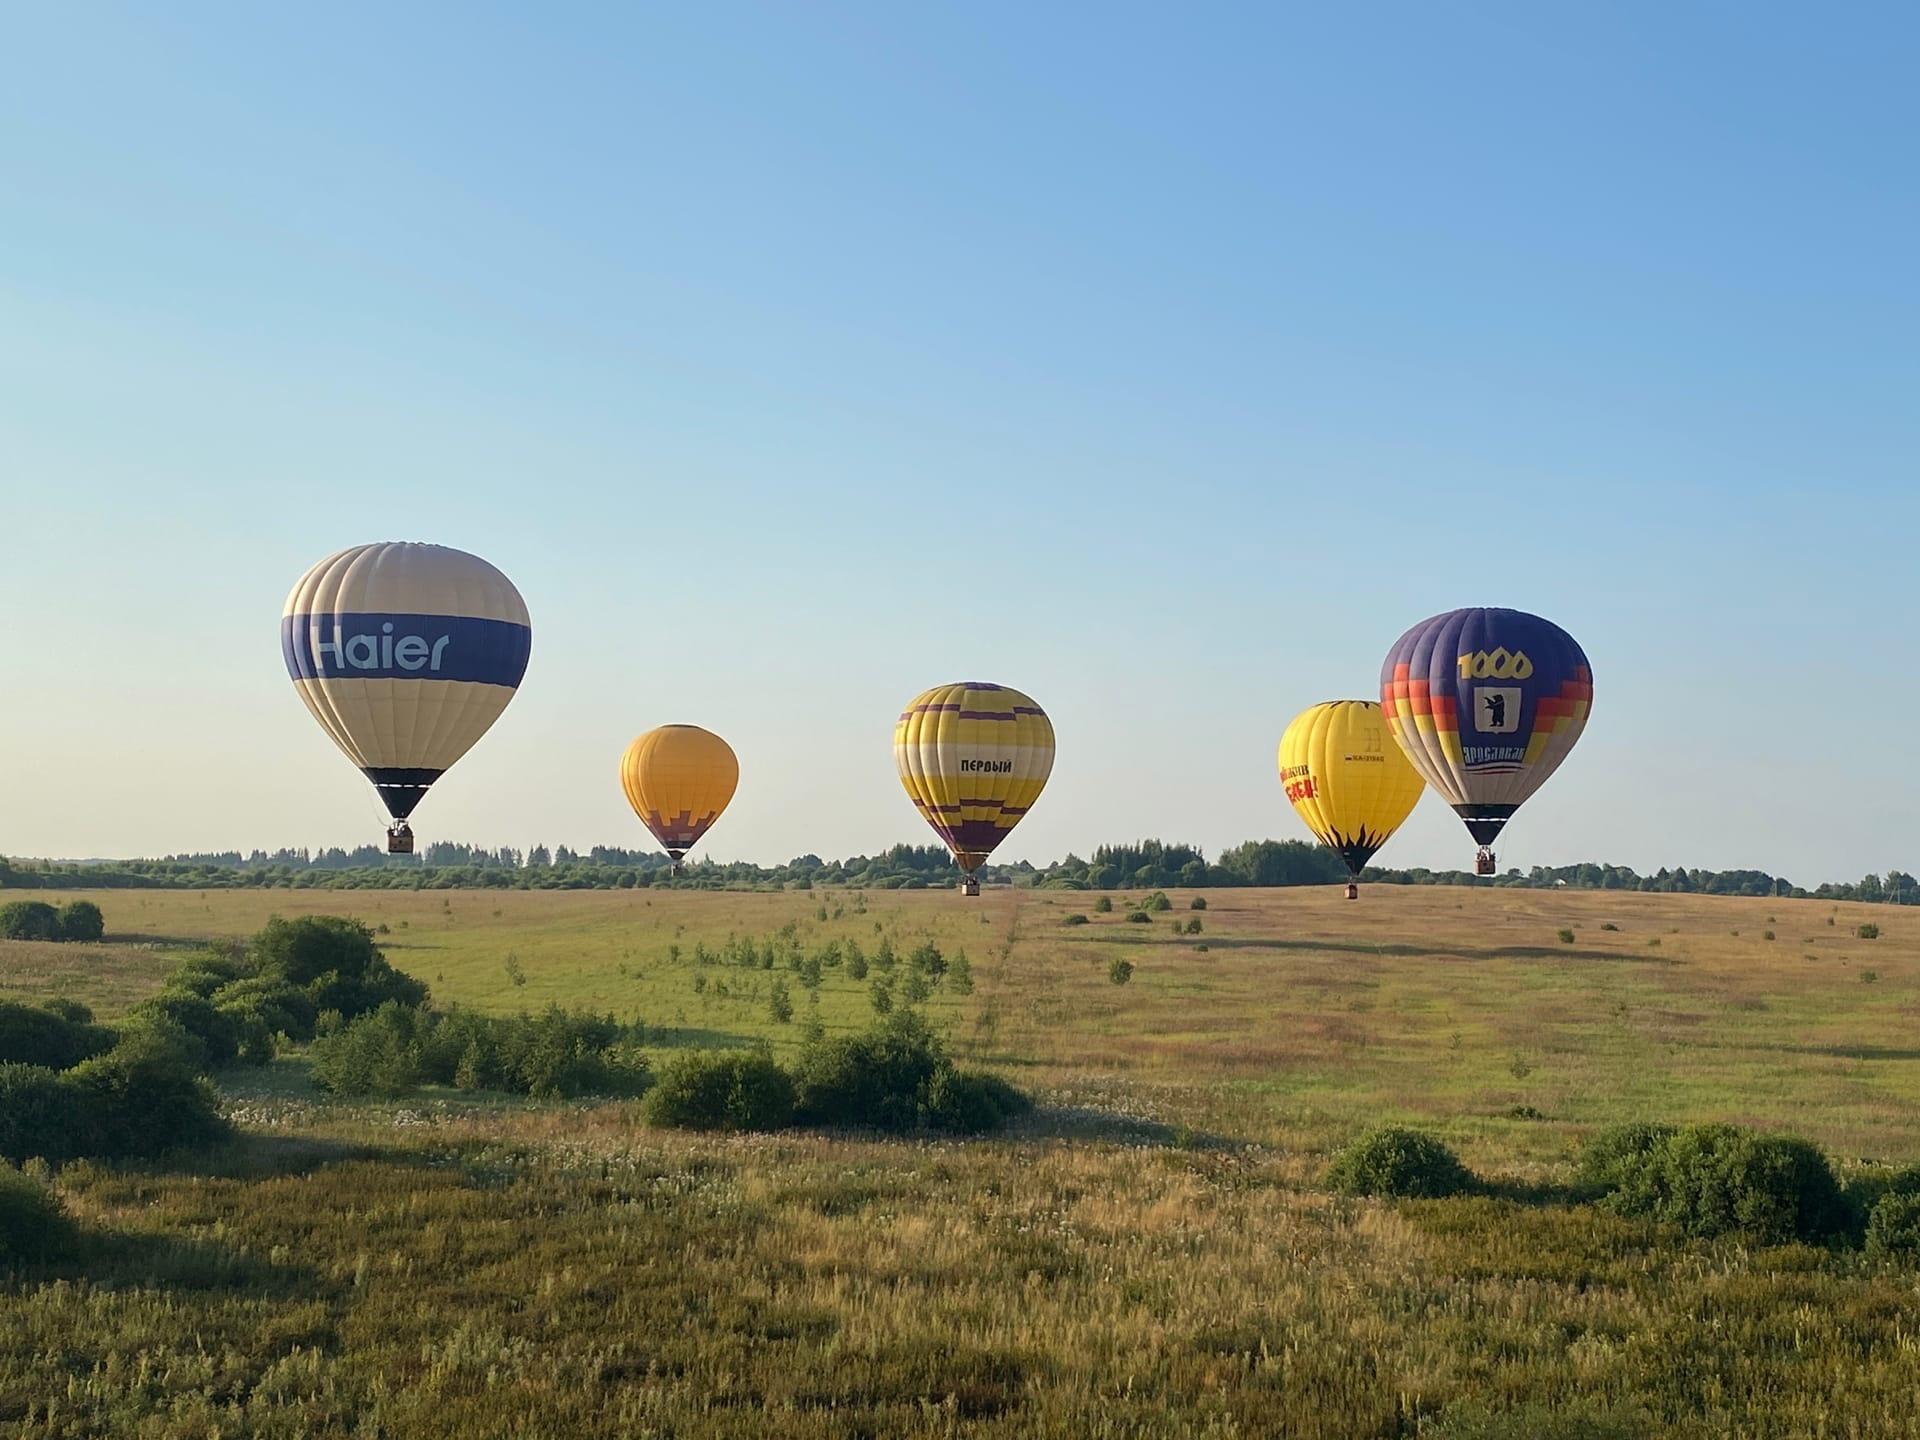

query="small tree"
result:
[1109,958,1134,986]
[58,902,105,943]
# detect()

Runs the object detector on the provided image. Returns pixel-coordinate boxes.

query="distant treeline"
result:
[2,842,1914,905]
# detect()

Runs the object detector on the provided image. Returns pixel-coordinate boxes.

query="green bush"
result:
[309,1002,422,1097]
[1109,958,1134,985]
[1062,914,1090,926]
[791,1012,1029,1134]
[1557,928,1576,945]
[1574,1123,1677,1203]
[127,993,240,1070]
[1866,1192,1920,1259]
[1858,923,1881,940]
[794,1012,945,1132]
[1327,1127,1473,1199]
[211,976,318,1042]
[165,951,249,999]
[0,1164,77,1266]
[1093,896,1113,913]
[58,901,104,943]
[252,915,429,1022]
[643,1051,795,1132]
[0,1065,94,1164]
[1190,896,1207,910]
[38,999,93,1025]
[1141,892,1172,913]
[0,1001,117,1070]
[1125,910,1152,924]
[0,901,62,942]
[923,1068,1032,1134]
[65,1034,229,1158]
[321,1003,651,1100]
[1584,1123,1848,1243]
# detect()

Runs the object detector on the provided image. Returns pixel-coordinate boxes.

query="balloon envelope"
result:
[620,726,739,861]
[894,682,1054,874]
[1278,701,1425,877]
[1380,608,1591,847]
[282,542,531,822]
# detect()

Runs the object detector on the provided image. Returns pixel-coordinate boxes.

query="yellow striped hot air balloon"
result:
[620,726,739,873]
[282,542,532,852]
[894,682,1054,896]
[1278,701,1424,898]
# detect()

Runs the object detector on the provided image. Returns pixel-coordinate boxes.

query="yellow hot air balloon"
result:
[1278,701,1424,898]
[620,726,739,872]
[894,682,1054,897]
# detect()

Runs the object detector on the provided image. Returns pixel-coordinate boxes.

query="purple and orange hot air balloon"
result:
[1380,608,1592,874]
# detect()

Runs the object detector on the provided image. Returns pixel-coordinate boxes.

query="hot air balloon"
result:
[894,682,1054,897]
[1380,608,1592,875]
[1278,701,1425,899]
[282,542,531,853]
[620,726,738,874]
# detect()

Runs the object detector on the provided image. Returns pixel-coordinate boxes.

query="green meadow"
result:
[4,884,1920,1436]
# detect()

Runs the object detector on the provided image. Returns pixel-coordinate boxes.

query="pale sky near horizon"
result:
[3,4,1916,884]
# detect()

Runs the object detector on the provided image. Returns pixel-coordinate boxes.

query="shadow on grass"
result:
[1473,1174,1584,1208]
[1063,933,1675,965]
[100,933,223,950]
[1009,1105,1231,1150]
[72,1227,330,1299]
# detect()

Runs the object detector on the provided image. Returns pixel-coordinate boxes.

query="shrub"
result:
[946,949,973,994]
[165,951,249,999]
[127,993,240,1069]
[0,901,62,942]
[66,1034,228,1158]
[924,1068,1032,1134]
[211,976,318,1042]
[1125,911,1152,925]
[38,999,92,1025]
[791,1012,1028,1134]
[252,915,428,1021]
[1190,897,1207,910]
[845,945,869,980]
[1062,914,1090,926]
[1866,1193,1920,1259]
[643,1051,794,1132]
[1185,918,1203,935]
[0,1001,116,1070]
[768,979,794,1024]
[309,1002,422,1097]
[1575,1123,1677,1203]
[0,1065,95,1164]
[1141,892,1172,913]
[1585,1123,1848,1243]
[57,901,104,943]
[1557,929,1576,945]
[349,1004,650,1100]
[1599,921,1619,931]
[1109,958,1134,985]
[0,1164,77,1265]
[1093,896,1113,913]
[1858,923,1881,940]
[1327,1127,1473,1199]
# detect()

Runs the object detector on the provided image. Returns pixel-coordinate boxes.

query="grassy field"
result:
[4,883,1920,1436]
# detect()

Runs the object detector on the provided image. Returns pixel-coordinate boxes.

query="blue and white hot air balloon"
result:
[282,542,532,852]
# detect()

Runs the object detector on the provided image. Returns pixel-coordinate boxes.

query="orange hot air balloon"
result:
[620,726,738,872]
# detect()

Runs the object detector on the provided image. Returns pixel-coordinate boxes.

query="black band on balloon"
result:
[361,768,443,820]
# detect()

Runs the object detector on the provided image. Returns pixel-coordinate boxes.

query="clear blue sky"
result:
[3,3,1915,883]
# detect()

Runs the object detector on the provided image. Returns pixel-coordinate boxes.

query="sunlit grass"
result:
[3,883,1918,1434]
